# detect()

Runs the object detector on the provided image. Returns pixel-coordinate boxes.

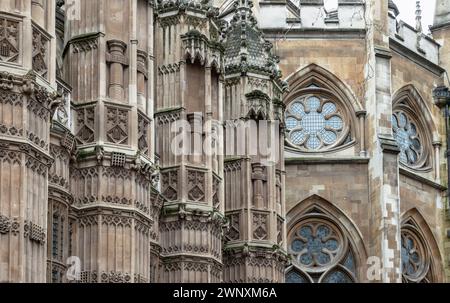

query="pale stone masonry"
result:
[1,0,450,283]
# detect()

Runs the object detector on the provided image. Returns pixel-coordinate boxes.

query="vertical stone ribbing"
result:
[222,0,288,283]
[64,0,158,283]
[0,0,59,283]
[155,0,226,283]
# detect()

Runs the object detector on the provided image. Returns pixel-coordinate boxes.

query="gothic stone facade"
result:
[1,0,450,283]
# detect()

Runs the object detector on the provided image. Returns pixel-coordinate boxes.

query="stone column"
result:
[107,40,127,101]
[365,0,402,283]
[65,0,158,283]
[155,1,225,283]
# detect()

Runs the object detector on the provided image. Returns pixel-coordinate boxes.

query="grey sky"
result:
[394,0,436,33]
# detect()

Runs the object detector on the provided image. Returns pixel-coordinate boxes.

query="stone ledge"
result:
[285,157,369,165]
[399,167,447,191]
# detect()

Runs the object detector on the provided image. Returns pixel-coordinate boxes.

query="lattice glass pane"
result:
[322,131,337,145]
[307,96,321,111]
[322,102,337,115]
[291,131,307,145]
[292,239,305,252]
[291,102,305,117]
[306,136,321,150]
[285,95,345,151]
[325,116,343,130]
[286,117,298,129]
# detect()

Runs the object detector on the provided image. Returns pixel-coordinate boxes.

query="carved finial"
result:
[416,0,423,33]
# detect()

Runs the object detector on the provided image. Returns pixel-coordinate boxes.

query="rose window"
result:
[285,96,344,151]
[291,222,340,267]
[287,216,357,283]
[392,111,423,166]
[401,225,431,283]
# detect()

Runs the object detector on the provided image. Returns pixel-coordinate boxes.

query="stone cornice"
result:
[399,167,447,191]
[262,28,366,39]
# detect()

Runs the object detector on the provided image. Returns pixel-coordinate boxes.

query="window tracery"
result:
[286,216,357,283]
[401,221,433,283]
[285,91,352,152]
[392,86,434,171]
[392,111,423,166]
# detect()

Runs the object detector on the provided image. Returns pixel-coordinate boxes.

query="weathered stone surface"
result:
[0,0,449,284]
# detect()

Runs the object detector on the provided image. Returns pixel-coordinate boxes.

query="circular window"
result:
[401,224,431,283]
[287,216,357,283]
[285,94,347,151]
[392,111,423,166]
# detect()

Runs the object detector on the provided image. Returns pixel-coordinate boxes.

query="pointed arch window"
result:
[392,111,424,166]
[392,86,434,171]
[286,95,345,150]
[401,220,433,283]
[286,215,358,283]
[284,65,361,154]
[285,90,354,152]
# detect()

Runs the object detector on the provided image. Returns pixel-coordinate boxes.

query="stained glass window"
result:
[287,217,357,283]
[401,224,432,283]
[285,95,344,151]
[392,111,422,166]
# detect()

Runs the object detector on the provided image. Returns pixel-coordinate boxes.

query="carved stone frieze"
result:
[75,106,95,144]
[187,170,205,202]
[106,107,128,145]
[161,170,178,201]
[252,212,268,241]
[0,215,20,236]
[24,220,46,244]
[32,26,49,78]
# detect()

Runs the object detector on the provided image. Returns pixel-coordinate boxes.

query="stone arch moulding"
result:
[401,208,445,283]
[283,64,364,154]
[284,63,364,113]
[286,195,368,283]
[392,84,438,172]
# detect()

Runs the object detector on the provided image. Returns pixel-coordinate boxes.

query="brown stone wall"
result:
[275,39,367,102]
[285,162,369,239]
[391,52,442,122]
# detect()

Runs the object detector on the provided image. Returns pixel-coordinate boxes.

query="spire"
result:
[224,0,286,89]
[415,1,422,33]
[433,0,450,28]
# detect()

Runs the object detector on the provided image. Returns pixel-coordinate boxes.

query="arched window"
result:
[392,85,435,171]
[401,219,433,283]
[285,94,346,151]
[284,64,362,153]
[286,213,358,283]
[392,111,423,166]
